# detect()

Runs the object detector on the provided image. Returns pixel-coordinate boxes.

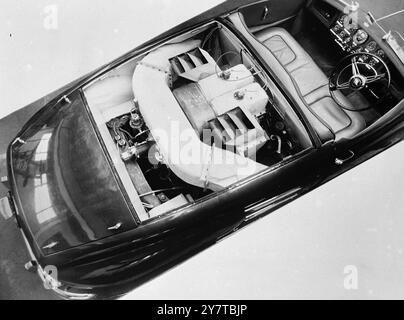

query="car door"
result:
[241,99,403,229]
[245,144,335,224]
[129,143,336,277]
[239,0,306,29]
[331,101,404,176]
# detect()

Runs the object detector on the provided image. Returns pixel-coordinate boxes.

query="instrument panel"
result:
[309,0,404,108]
[330,14,386,66]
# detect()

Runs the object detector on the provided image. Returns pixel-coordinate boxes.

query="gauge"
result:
[339,14,348,24]
[358,54,369,63]
[353,29,369,45]
[369,58,379,67]
[365,41,377,52]
[339,31,347,38]
[376,49,386,59]
[338,14,357,32]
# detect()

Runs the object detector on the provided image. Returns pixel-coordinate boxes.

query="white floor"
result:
[0,0,221,118]
[1,0,404,300]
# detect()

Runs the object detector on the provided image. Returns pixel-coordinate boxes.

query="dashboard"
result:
[330,14,386,66]
[308,0,404,109]
[309,0,390,67]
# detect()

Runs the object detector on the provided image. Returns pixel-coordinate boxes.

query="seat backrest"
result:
[229,12,336,144]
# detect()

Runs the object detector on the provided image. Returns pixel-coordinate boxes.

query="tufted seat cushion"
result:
[255,27,366,141]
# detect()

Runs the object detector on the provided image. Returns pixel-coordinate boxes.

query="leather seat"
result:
[255,27,366,141]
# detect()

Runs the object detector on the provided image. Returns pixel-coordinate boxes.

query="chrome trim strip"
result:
[244,187,301,222]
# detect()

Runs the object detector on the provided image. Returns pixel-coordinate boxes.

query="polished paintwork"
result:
[6,0,404,299]
[9,92,137,256]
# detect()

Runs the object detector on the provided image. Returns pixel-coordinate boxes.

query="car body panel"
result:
[9,92,138,256]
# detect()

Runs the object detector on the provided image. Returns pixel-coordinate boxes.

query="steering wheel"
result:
[329,52,391,112]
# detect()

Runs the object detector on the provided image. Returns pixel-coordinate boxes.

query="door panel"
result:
[240,0,306,28]
[333,106,404,172]
[237,145,335,229]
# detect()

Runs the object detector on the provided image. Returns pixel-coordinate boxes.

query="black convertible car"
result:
[1,0,404,299]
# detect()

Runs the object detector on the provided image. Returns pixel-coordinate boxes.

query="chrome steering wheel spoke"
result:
[365,73,386,84]
[351,57,360,76]
[329,52,391,112]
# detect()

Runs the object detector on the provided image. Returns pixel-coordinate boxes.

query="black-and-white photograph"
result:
[0,0,403,303]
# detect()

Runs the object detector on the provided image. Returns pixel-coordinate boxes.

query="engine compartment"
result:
[83,22,312,221]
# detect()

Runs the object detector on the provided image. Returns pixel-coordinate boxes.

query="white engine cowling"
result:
[132,41,268,191]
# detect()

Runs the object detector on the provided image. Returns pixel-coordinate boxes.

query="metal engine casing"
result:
[173,64,269,135]
[172,62,269,158]
[132,42,268,191]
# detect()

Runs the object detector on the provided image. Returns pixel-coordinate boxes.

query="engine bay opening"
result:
[83,22,312,221]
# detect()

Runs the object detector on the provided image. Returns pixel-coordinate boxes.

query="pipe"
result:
[270,135,282,154]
